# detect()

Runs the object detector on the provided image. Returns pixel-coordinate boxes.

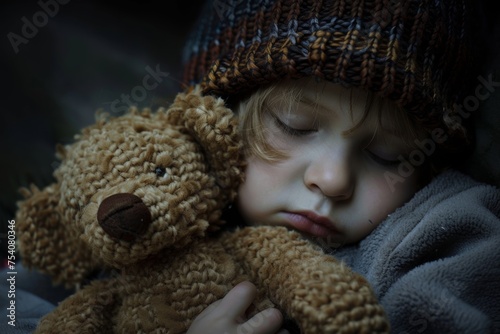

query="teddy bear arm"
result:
[222,226,390,334]
[16,184,97,288]
[34,279,119,334]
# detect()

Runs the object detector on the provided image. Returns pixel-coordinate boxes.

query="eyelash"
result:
[270,110,401,167]
[365,150,400,166]
[271,113,316,137]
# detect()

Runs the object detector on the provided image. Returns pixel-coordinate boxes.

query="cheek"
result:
[237,169,259,222]
[363,174,419,221]
[237,156,278,223]
[240,157,274,199]
[237,183,255,225]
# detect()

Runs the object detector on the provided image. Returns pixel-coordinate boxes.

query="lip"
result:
[281,211,339,238]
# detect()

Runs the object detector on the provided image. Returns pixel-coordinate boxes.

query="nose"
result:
[304,153,354,200]
[97,193,152,242]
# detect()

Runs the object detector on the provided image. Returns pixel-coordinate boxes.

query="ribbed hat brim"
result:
[183,0,475,137]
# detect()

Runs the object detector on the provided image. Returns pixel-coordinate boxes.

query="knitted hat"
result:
[182,0,479,149]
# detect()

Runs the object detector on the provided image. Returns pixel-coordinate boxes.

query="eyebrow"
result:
[298,94,335,118]
[371,124,418,151]
[299,95,316,107]
[299,90,415,144]
[376,115,418,139]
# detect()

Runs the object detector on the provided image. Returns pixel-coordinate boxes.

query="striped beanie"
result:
[182,0,479,147]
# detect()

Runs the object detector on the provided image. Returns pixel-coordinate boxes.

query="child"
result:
[182,0,500,333]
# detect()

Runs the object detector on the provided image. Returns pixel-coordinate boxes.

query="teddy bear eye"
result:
[154,166,167,177]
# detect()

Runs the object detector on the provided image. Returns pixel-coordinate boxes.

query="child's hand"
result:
[187,281,289,334]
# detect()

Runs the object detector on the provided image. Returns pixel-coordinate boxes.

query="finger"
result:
[218,281,257,319]
[194,299,222,320]
[244,307,284,334]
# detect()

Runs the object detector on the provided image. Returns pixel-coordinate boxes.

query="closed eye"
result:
[271,112,317,137]
[365,150,400,167]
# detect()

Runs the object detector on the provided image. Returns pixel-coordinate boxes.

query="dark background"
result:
[1,1,499,261]
[0,0,206,260]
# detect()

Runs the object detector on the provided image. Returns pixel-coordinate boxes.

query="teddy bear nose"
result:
[97,193,152,242]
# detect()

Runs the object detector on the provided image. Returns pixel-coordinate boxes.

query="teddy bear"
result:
[15,89,390,333]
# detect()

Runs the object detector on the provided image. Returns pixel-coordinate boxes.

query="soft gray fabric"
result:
[334,169,500,333]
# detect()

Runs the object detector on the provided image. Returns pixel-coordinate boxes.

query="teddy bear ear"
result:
[16,183,98,288]
[166,89,245,191]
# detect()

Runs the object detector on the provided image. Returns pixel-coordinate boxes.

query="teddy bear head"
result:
[16,91,244,286]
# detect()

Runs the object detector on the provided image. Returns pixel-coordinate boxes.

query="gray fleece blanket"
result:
[334,169,500,333]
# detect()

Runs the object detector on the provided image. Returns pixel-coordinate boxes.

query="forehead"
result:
[275,78,408,136]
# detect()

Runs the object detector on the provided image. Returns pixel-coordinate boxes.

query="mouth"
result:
[281,211,339,238]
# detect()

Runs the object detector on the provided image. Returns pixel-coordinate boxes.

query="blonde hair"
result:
[236,79,425,162]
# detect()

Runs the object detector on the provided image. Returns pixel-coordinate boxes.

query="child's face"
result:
[237,79,422,246]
